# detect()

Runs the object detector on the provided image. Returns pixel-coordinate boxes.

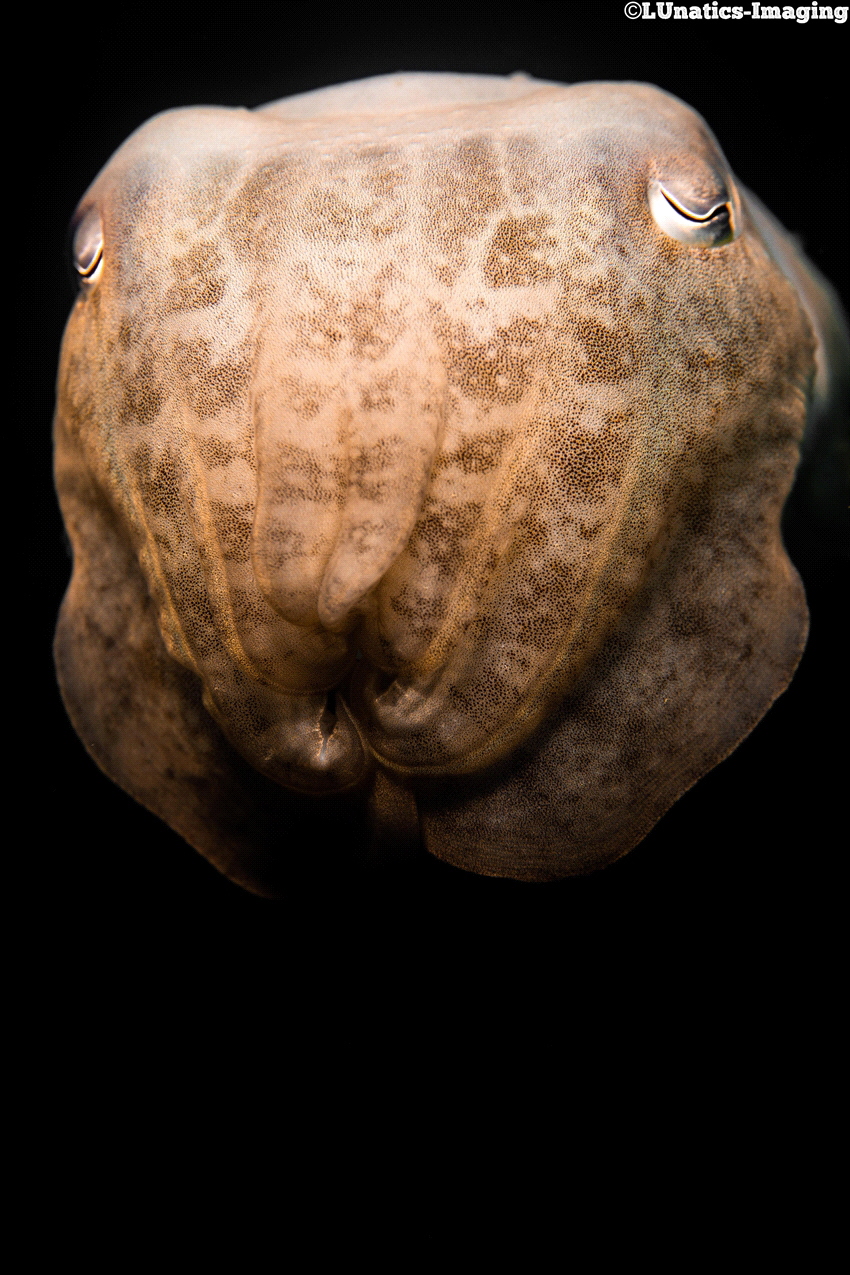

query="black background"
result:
[33,4,845,1033]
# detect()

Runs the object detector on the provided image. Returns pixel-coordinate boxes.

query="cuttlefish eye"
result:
[648,179,736,247]
[72,208,104,284]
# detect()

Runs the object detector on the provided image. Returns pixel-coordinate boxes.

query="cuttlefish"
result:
[54,72,846,893]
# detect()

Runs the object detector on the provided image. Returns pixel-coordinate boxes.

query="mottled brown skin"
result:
[54,73,839,892]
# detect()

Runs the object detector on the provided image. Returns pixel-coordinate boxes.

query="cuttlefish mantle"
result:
[54,72,847,893]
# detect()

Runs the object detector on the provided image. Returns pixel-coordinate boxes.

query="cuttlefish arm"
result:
[54,409,356,895]
[54,73,845,891]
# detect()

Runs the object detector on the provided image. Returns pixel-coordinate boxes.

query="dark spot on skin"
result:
[296,271,400,361]
[299,151,407,245]
[132,443,184,519]
[165,242,227,313]
[187,158,242,225]
[436,315,542,404]
[277,376,329,420]
[386,588,441,645]
[303,188,360,242]
[467,513,591,659]
[122,363,165,425]
[256,525,309,566]
[538,412,632,504]
[173,338,253,418]
[160,563,221,658]
[504,133,548,205]
[224,159,299,262]
[484,214,557,288]
[228,587,272,632]
[347,296,399,360]
[350,435,406,501]
[408,498,483,574]
[118,320,139,352]
[447,671,523,726]
[309,186,362,241]
[361,146,406,201]
[238,692,273,738]
[436,430,511,475]
[193,362,253,418]
[424,136,505,281]
[353,145,406,237]
[452,136,504,222]
[196,436,247,468]
[668,600,711,639]
[266,442,345,508]
[570,316,638,383]
[359,373,399,414]
[210,501,254,563]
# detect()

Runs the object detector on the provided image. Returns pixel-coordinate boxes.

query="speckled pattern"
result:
[55,73,836,891]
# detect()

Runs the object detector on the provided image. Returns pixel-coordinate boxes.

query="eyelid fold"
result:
[72,207,104,283]
[648,179,737,247]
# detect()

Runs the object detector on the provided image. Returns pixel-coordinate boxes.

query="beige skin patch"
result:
[54,72,843,893]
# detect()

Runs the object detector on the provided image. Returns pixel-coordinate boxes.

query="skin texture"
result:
[54,72,843,894]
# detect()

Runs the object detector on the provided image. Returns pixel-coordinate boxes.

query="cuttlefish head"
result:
[55,74,818,888]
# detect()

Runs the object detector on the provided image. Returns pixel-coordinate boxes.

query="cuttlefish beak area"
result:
[56,77,813,882]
